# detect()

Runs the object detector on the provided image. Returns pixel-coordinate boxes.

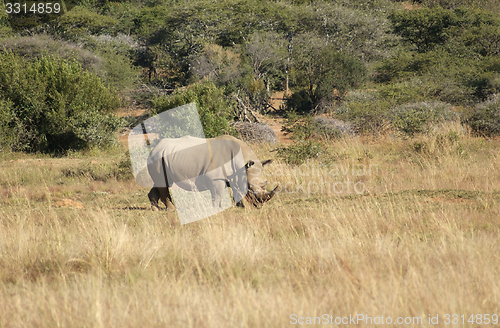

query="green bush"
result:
[151,81,236,138]
[384,7,500,104]
[0,34,139,92]
[388,7,500,54]
[97,47,139,92]
[330,91,393,135]
[463,95,500,137]
[281,111,351,141]
[52,7,118,41]
[64,33,140,91]
[0,99,18,150]
[283,90,313,114]
[281,111,317,140]
[0,9,12,37]
[374,49,499,104]
[415,0,500,11]
[309,2,396,62]
[0,53,122,152]
[0,35,105,75]
[391,101,458,137]
[276,140,323,165]
[330,92,461,137]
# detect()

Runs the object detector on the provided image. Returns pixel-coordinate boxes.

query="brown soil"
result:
[116,102,150,149]
[263,92,294,145]
[54,199,84,209]
[263,116,293,145]
[401,1,422,10]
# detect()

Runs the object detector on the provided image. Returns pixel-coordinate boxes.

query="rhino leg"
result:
[231,187,246,208]
[209,179,226,208]
[159,187,176,210]
[148,187,175,210]
[148,187,161,211]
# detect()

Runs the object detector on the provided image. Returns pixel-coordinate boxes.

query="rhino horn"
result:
[264,185,278,202]
[261,159,273,166]
[246,185,278,206]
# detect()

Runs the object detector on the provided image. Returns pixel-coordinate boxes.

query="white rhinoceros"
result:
[146,135,277,210]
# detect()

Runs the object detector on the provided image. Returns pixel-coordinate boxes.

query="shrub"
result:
[283,90,314,114]
[0,35,105,75]
[309,2,396,62]
[0,34,139,92]
[391,101,459,137]
[313,117,354,137]
[0,99,18,150]
[281,111,351,141]
[52,7,118,41]
[281,111,317,140]
[329,94,393,135]
[464,72,500,101]
[409,129,466,159]
[0,53,122,152]
[64,33,140,91]
[463,94,500,137]
[276,140,322,165]
[151,81,236,138]
[0,9,12,37]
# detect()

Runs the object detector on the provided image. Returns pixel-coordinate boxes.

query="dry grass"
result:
[0,127,499,327]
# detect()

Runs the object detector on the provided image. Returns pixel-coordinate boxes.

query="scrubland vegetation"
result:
[1,0,500,326]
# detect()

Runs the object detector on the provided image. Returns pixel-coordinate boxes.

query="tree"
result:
[190,44,243,87]
[389,8,458,52]
[244,31,287,91]
[290,35,367,112]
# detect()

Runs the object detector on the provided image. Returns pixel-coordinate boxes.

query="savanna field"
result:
[2,0,500,325]
[1,123,499,327]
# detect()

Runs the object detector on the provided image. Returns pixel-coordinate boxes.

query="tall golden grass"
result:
[0,125,499,327]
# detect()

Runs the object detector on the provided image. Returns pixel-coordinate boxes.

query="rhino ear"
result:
[245,160,255,169]
[261,159,273,166]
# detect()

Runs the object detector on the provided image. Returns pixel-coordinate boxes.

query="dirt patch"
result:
[116,103,149,119]
[401,1,422,10]
[429,197,473,204]
[262,92,294,145]
[116,99,152,149]
[269,91,286,111]
[54,199,84,209]
[263,117,294,145]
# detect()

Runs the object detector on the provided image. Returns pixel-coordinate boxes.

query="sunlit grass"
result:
[0,127,499,327]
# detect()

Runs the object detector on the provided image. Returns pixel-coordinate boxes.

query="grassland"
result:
[0,125,499,327]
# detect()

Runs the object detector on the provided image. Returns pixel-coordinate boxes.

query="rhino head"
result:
[244,159,278,206]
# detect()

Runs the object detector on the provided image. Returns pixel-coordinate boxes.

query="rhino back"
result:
[213,135,259,163]
[147,136,208,186]
[148,136,244,186]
